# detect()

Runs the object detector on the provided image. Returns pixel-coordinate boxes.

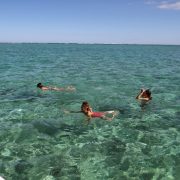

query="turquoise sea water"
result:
[0,43,180,180]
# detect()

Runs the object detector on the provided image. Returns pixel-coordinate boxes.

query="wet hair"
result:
[145,89,151,97]
[136,89,152,100]
[37,83,43,88]
[141,89,152,100]
[81,101,91,114]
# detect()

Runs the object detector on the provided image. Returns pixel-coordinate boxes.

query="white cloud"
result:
[145,0,180,10]
[158,1,180,9]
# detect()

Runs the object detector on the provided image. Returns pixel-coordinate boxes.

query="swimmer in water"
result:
[136,88,152,106]
[81,101,118,121]
[37,83,75,92]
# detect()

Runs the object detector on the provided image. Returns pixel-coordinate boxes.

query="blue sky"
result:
[0,0,180,44]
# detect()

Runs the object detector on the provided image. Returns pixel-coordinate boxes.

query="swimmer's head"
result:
[144,89,152,99]
[81,101,91,114]
[37,83,43,88]
[139,88,152,100]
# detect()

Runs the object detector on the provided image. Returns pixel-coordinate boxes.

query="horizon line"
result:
[0,42,180,46]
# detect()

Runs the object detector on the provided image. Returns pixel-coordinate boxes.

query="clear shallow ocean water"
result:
[0,43,180,180]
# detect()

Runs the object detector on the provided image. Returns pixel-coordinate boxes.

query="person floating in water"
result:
[81,101,118,121]
[136,88,152,106]
[37,83,75,91]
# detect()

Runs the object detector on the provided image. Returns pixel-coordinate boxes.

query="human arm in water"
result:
[63,110,82,114]
[136,89,152,101]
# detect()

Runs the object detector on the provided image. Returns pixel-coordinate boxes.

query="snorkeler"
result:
[81,101,118,121]
[136,88,152,106]
[37,83,75,91]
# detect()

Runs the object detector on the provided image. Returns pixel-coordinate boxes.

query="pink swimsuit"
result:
[91,112,105,118]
